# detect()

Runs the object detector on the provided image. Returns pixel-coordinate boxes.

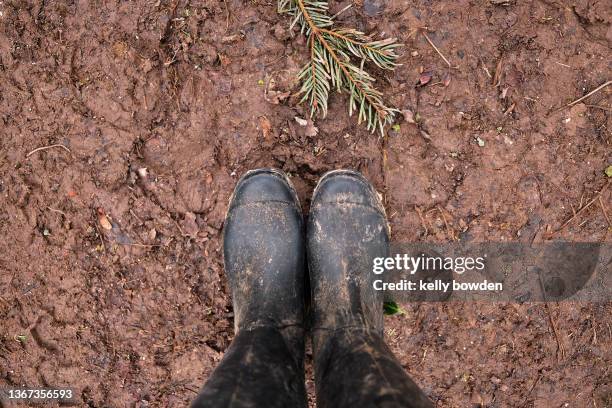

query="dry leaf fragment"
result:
[492,57,503,87]
[259,116,272,140]
[294,116,318,136]
[217,53,231,67]
[418,71,433,87]
[265,90,291,105]
[402,109,416,124]
[294,116,308,126]
[443,72,451,87]
[97,208,112,230]
[305,121,319,137]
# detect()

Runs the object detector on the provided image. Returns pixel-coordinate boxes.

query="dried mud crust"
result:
[0,0,610,407]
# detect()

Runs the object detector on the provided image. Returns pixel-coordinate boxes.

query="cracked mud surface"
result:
[1,0,610,406]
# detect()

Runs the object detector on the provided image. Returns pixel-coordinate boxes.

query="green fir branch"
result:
[297,36,331,117]
[321,28,400,70]
[278,0,400,134]
[278,0,333,34]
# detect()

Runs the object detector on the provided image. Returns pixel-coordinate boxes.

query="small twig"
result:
[331,3,352,19]
[521,373,542,407]
[223,0,231,29]
[538,274,566,360]
[415,206,429,236]
[557,182,609,232]
[546,304,566,359]
[94,223,106,253]
[264,53,287,68]
[184,385,200,394]
[173,219,188,237]
[419,347,428,366]
[26,144,71,158]
[406,28,419,39]
[421,30,451,67]
[119,242,163,248]
[163,51,178,67]
[47,207,66,216]
[554,61,571,68]
[437,205,455,240]
[599,196,611,228]
[130,209,144,224]
[482,65,492,79]
[564,80,611,108]
[492,56,504,87]
[527,374,542,396]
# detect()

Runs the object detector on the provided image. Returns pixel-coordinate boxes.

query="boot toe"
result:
[229,168,299,209]
[311,170,384,213]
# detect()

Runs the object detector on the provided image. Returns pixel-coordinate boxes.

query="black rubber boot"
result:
[192,168,307,408]
[308,170,434,408]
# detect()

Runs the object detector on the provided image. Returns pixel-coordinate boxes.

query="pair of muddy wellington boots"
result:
[192,169,433,408]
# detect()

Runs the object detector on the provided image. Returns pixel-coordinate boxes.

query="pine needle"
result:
[278,0,400,134]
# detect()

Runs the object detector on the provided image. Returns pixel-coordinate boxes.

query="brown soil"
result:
[1,0,610,407]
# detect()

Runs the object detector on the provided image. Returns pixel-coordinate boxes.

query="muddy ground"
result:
[1,0,611,406]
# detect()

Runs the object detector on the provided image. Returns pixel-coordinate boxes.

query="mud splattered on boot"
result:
[308,169,389,339]
[308,170,433,408]
[193,168,307,408]
[223,168,306,340]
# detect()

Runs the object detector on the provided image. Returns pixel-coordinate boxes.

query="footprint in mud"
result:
[30,315,60,353]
